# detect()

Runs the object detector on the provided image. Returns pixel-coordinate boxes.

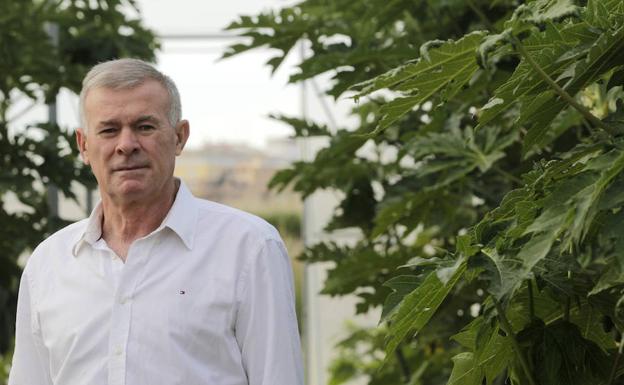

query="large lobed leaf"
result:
[474,142,624,300]
[449,318,514,385]
[353,31,486,134]
[384,259,466,357]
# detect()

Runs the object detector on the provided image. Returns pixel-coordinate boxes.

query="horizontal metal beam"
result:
[159,33,240,40]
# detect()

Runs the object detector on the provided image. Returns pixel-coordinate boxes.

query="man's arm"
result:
[235,237,304,385]
[9,269,53,385]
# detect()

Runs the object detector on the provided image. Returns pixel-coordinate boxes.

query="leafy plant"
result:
[225,0,624,383]
[0,0,157,378]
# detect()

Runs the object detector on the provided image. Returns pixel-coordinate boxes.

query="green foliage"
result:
[385,260,466,356]
[0,0,157,375]
[258,211,302,239]
[353,31,487,134]
[225,0,624,383]
[0,348,11,385]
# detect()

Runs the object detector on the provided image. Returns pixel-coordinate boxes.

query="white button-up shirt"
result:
[9,182,303,385]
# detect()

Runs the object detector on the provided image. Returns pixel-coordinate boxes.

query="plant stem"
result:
[495,300,538,385]
[512,37,616,136]
[466,0,498,33]
[608,336,624,385]
[395,344,411,383]
[564,271,571,322]
[528,280,535,320]
[493,165,524,185]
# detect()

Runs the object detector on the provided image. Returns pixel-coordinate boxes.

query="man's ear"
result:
[76,128,90,165]
[175,120,190,156]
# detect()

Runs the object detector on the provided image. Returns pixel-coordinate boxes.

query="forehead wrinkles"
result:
[84,83,170,128]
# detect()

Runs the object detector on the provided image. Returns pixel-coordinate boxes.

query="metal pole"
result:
[45,22,59,224]
[299,38,326,385]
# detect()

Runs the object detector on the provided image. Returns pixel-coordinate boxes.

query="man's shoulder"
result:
[192,197,281,242]
[28,218,89,264]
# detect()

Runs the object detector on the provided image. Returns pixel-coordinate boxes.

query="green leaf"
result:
[457,233,480,258]
[521,25,624,154]
[452,319,481,351]
[476,23,595,132]
[523,107,582,156]
[478,247,524,300]
[269,114,332,137]
[520,320,611,385]
[507,0,580,29]
[519,224,561,259]
[569,305,617,351]
[446,352,483,385]
[381,275,424,321]
[451,316,515,384]
[529,0,579,23]
[584,0,611,30]
[384,261,466,357]
[566,148,624,248]
[481,331,514,385]
[353,31,486,134]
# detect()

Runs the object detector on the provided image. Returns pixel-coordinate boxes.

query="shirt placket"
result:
[107,235,162,385]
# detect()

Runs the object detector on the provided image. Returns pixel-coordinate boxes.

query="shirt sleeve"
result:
[9,269,53,385]
[235,237,304,385]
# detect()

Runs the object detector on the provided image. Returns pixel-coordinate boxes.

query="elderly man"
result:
[9,58,303,385]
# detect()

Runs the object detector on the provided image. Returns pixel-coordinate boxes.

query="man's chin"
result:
[109,181,151,200]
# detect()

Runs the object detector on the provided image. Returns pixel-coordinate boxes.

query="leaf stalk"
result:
[528,280,535,320]
[466,0,498,33]
[512,37,616,136]
[493,165,523,186]
[608,335,624,385]
[564,271,571,322]
[495,300,538,385]
[395,345,411,383]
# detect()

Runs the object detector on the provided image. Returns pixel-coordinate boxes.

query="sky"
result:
[135,0,302,149]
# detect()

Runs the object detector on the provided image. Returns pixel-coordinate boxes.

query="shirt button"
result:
[119,295,131,305]
[114,346,123,356]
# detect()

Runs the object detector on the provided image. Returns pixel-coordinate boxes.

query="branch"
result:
[512,37,616,137]
[495,300,538,385]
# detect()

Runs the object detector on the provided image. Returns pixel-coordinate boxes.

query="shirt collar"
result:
[71,179,198,257]
[160,180,198,251]
[72,204,104,257]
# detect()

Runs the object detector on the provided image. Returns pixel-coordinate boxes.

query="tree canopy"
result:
[225,0,624,383]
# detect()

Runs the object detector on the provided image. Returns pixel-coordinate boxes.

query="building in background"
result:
[174,138,301,214]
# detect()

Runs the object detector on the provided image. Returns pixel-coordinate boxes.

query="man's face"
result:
[76,80,189,204]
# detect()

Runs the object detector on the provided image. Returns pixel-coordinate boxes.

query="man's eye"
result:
[138,125,155,131]
[99,128,117,135]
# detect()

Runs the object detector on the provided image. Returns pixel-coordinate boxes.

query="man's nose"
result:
[116,128,140,155]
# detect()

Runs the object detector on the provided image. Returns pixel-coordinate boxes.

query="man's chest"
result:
[35,247,239,383]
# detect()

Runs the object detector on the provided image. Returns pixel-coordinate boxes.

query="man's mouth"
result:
[113,165,148,172]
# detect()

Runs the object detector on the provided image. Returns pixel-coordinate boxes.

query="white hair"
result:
[79,58,181,131]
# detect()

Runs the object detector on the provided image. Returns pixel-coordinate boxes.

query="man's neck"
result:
[100,180,179,261]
